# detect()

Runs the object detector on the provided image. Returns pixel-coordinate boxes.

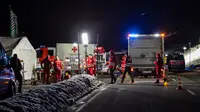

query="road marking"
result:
[75,86,108,112]
[136,81,157,83]
[172,79,176,82]
[187,89,196,95]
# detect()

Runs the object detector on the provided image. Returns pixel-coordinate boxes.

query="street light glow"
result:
[183,47,187,50]
[82,33,88,45]
[154,34,160,37]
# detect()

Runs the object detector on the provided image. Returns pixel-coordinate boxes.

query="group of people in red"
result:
[40,55,63,84]
[40,51,164,84]
[108,50,164,84]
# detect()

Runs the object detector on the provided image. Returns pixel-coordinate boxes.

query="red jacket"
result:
[109,55,116,69]
[121,55,126,68]
[154,56,163,74]
[54,60,62,71]
[87,56,94,68]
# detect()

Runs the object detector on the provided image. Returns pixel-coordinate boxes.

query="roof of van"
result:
[0,37,22,54]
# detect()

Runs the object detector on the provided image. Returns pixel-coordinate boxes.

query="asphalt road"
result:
[69,71,200,112]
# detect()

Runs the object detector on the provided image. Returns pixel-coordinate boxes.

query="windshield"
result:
[48,50,54,56]
[36,50,43,58]
[169,54,184,60]
[0,43,8,66]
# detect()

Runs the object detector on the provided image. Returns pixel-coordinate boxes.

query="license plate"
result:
[142,71,152,73]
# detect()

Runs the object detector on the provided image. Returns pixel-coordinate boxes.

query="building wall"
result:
[184,45,200,67]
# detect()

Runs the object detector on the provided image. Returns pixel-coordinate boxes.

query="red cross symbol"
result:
[72,46,77,53]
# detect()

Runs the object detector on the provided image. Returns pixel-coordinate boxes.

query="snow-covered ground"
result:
[0,74,103,112]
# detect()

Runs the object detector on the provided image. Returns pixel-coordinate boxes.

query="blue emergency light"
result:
[128,34,138,37]
[40,45,46,48]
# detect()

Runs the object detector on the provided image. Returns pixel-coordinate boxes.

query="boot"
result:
[109,78,114,84]
[121,78,124,83]
[113,78,117,84]
[130,79,134,84]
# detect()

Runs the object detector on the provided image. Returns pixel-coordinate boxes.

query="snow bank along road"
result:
[0,74,104,112]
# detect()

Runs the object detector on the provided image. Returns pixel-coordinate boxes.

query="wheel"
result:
[7,82,16,98]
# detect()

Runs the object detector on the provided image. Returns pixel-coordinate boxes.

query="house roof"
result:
[0,37,22,55]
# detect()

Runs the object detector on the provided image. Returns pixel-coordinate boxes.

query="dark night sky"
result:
[1,1,200,51]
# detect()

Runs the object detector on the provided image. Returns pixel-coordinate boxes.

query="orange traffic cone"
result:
[176,76,183,90]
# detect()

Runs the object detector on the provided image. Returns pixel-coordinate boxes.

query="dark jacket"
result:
[10,57,22,71]
[125,56,132,67]
[41,58,51,69]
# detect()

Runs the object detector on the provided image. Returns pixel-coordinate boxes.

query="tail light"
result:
[170,62,175,64]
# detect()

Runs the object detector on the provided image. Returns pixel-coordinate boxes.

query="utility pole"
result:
[96,34,99,77]
[189,42,191,67]
[78,33,80,74]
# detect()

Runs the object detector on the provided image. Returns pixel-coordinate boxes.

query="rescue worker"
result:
[53,56,63,82]
[109,50,117,84]
[87,54,94,76]
[154,53,163,83]
[121,54,126,74]
[41,55,51,84]
[121,52,134,84]
[10,54,23,93]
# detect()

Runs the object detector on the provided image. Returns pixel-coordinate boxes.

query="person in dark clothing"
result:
[154,53,163,83]
[41,55,52,84]
[121,52,134,84]
[109,50,117,84]
[10,54,22,93]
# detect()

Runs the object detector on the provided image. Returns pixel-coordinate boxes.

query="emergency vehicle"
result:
[127,34,164,77]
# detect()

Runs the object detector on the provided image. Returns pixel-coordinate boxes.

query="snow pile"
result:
[0,74,103,112]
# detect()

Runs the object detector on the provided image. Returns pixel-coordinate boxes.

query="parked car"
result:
[167,53,185,72]
[0,43,16,98]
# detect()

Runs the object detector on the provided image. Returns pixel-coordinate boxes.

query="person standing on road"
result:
[121,52,134,84]
[154,53,163,83]
[41,55,52,84]
[10,54,23,93]
[87,54,95,76]
[109,50,117,84]
[53,56,63,82]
